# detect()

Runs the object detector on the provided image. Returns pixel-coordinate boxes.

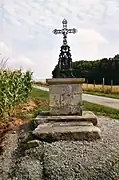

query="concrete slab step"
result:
[33,121,101,142]
[35,111,97,126]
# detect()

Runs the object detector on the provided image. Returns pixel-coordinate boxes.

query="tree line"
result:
[72,54,119,85]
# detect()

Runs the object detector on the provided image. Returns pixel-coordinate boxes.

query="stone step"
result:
[33,121,101,142]
[35,111,97,126]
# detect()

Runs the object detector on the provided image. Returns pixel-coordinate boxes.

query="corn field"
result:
[0,68,33,119]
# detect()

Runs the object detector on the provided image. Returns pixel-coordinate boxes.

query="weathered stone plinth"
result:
[33,78,101,141]
[47,78,84,116]
[33,111,101,142]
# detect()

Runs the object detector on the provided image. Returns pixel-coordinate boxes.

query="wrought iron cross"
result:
[53,19,77,45]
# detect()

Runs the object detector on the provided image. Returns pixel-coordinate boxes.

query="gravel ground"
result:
[0,116,119,180]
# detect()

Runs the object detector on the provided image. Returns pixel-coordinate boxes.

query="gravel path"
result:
[34,85,119,110]
[42,116,119,180]
[0,116,119,180]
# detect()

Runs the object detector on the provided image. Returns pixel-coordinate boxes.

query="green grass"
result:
[83,101,119,119]
[30,88,49,100]
[84,91,119,99]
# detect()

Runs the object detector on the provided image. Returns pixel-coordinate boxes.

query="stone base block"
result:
[47,78,84,116]
[50,105,82,116]
[33,111,101,142]
[33,121,101,142]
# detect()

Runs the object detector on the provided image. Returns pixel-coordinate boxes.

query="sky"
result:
[0,0,119,79]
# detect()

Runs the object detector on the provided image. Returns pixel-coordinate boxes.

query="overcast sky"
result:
[0,0,119,79]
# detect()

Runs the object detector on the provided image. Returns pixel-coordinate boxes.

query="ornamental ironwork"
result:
[52,19,77,78]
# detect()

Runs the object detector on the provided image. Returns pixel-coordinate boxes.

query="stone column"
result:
[46,78,85,116]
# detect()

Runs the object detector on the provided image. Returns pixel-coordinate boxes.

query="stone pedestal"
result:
[33,78,101,142]
[47,78,84,116]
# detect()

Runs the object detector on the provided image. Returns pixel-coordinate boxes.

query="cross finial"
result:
[53,19,77,45]
[62,19,67,29]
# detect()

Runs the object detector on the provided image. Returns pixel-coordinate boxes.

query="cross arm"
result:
[53,29,62,35]
[68,28,77,34]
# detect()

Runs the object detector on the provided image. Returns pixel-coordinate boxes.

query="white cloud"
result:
[0,41,34,70]
[0,41,12,56]
[68,28,107,60]
[77,28,107,43]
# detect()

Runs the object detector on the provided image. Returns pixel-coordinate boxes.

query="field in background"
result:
[82,84,119,94]
[34,81,119,99]
[34,80,48,87]
[34,81,119,94]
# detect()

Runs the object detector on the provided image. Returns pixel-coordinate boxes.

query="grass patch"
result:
[30,88,49,111]
[30,88,49,100]
[84,91,119,99]
[83,101,119,119]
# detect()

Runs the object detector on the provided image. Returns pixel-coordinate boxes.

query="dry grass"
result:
[34,81,48,87]
[82,84,119,94]
[34,81,119,95]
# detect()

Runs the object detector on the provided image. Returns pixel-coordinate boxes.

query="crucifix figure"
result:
[52,19,77,78]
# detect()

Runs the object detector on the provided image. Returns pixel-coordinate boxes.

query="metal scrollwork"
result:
[52,19,77,78]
